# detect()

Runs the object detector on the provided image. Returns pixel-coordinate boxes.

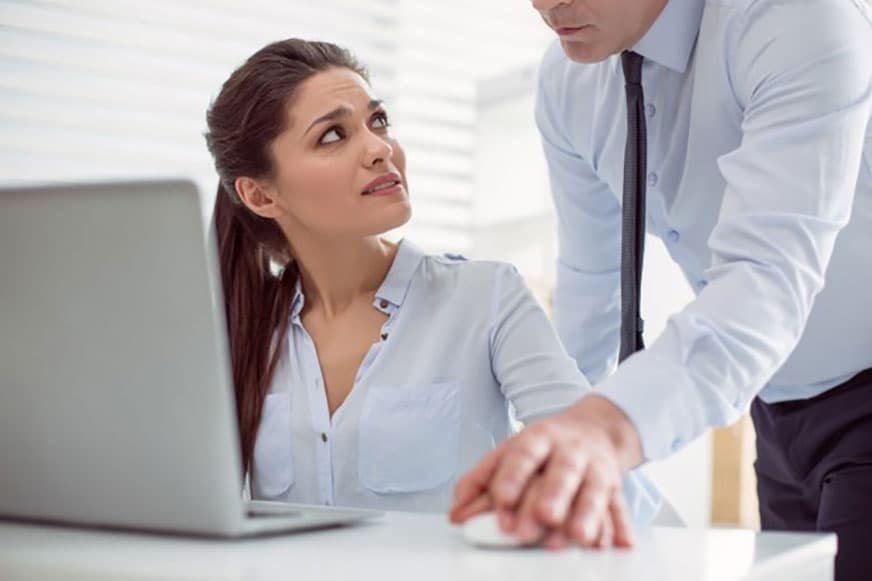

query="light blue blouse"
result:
[250,239,661,524]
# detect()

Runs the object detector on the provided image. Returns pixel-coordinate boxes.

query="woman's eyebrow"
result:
[304,99,384,136]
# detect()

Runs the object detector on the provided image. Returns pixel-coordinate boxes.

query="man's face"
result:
[532,0,669,63]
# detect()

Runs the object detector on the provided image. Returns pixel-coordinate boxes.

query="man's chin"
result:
[559,39,614,64]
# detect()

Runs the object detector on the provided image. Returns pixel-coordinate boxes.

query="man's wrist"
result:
[570,394,645,470]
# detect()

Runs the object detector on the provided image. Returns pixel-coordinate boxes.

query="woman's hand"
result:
[449,395,644,549]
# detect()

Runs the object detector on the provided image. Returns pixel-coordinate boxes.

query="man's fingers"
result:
[543,528,569,551]
[595,508,614,549]
[497,506,516,532]
[609,490,635,548]
[535,450,588,527]
[489,430,553,509]
[566,464,612,547]
[514,477,546,543]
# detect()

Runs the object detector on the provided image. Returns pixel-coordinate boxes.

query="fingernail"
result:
[573,516,593,542]
[518,518,542,542]
[583,517,596,541]
[497,481,519,500]
[549,499,566,520]
[498,510,516,531]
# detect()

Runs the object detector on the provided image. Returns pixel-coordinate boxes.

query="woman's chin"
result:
[356,204,412,238]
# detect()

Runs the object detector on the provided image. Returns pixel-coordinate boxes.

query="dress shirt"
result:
[535,0,872,460]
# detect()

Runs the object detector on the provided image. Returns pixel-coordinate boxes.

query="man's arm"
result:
[597,0,872,461]
[534,47,624,388]
[452,1,872,547]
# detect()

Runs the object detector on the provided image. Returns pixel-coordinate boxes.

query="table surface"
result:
[0,512,836,581]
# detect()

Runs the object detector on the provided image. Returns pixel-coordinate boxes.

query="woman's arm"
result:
[486,263,662,530]
[488,263,591,424]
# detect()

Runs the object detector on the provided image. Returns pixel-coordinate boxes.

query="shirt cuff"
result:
[622,469,663,527]
[592,348,727,461]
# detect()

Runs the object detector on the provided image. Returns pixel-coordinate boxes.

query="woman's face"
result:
[263,67,411,241]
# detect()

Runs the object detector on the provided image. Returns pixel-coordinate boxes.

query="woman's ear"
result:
[235,177,282,219]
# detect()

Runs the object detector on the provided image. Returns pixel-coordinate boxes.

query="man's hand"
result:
[449,395,644,549]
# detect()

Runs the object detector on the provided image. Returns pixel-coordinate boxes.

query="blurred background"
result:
[0,0,759,528]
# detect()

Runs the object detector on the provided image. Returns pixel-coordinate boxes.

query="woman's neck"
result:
[292,235,398,320]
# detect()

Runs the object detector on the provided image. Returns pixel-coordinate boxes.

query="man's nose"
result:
[531,0,572,11]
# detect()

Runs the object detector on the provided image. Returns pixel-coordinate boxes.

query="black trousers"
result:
[751,367,872,581]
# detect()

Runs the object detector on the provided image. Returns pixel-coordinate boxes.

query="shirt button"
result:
[380,332,388,341]
[645,103,656,118]
[666,229,680,243]
[321,432,328,443]
[379,300,389,309]
[647,172,658,187]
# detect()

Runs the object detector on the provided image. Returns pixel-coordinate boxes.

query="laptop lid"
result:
[0,179,248,535]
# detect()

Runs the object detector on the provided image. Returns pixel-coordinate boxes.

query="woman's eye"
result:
[372,112,391,129]
[319,127,343,145]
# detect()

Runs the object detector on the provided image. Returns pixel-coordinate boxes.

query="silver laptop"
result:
[0,179,381,536]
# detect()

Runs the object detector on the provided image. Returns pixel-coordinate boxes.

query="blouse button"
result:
[379,300,389,309]
[380,333,388,341]
[321,433,328,443]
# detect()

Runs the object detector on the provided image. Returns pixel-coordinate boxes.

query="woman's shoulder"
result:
[420,250,521,285]
[409,249,531,310]
[398,240,528,302]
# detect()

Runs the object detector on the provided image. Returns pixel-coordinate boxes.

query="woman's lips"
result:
[362,182,404,197]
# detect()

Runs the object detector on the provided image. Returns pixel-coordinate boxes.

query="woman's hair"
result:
[205,39,368,473]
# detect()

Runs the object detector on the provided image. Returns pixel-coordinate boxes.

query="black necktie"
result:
[619,51,647,362]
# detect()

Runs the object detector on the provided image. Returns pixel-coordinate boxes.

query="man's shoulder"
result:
[710,0,871,30]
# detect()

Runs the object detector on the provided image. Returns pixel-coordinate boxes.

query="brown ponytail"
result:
[204,39,367,472]
[212,185,296,474]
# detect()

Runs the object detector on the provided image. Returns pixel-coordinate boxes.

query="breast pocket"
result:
[251,392,295,499]
[358,381,461,494]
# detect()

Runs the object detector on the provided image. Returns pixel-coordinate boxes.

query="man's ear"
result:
[234,177,282,219]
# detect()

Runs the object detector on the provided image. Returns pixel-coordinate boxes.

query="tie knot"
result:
[621,50,643,86]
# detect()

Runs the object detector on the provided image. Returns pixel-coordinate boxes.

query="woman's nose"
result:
[364,132,393,167]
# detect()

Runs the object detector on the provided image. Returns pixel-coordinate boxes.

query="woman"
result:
[205,38,660,528]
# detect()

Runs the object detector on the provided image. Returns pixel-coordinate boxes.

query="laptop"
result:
[0,179,381,537]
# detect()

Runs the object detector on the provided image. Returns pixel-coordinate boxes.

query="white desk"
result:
[0,512,835,581]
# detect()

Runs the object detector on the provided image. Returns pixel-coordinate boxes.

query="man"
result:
[450,1,872,579]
